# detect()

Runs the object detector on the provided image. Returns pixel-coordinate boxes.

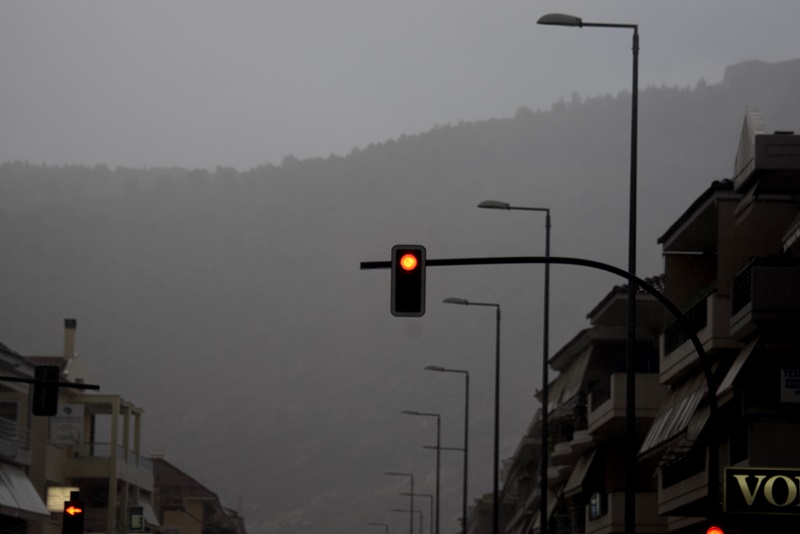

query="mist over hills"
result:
[1,58,800,534]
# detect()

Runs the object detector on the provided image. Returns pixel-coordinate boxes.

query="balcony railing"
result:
[663,295,709,355]
[730,259,800,338]
[72,442,153,470]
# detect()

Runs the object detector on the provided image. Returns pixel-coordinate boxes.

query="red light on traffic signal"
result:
[400,253,419,271]
[707,527,724,534]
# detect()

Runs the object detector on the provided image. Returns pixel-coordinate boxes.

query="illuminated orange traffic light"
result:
[707,526,724,534]
[63,495,85,534]
[399,253,418,271]
[391,245,426,317]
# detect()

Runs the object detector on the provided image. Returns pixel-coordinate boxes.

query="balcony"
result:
[587,373,666,437]
[657,446,709,517]
[0,416,31,465]
[660,291,738,382]
[584,491,664,534]
[730,261,800,340]
[67,441,153,490]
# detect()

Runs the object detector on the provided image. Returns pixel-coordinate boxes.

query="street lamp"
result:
[478,200,551,534]
[385,471,415,534]
[402,411,441,534]
[400,492,433,534]
[537,13,639,534]
[424,365,470,534]
[367,523,390,534]
[392,510,423,534]
[443,298,501,534]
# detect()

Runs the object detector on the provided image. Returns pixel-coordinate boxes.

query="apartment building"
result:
[483,107,800,534]
[640,107,800,532]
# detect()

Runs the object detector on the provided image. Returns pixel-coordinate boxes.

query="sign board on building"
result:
[780,369,800,403]
[46,486,80,513]
[49,404,84,445]
[129,505,145,532]
[725,467,800,514]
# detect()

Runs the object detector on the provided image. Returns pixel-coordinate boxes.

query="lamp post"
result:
[367,523,390,534]
[424,365,470,534]
[385,471,415,534]
[443,298,501,534]
[402,411,441,534]
[400,492,434,534]
[392,510,424,534]
[537,13,639,534]
[478,200,551,534]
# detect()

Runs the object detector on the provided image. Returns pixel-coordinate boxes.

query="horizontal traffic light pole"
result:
[362,253,722,512]
[0,376,100,390]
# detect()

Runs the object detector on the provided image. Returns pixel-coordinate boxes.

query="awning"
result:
[564,449,597,498]
[639,371,708,456]
[0,464,51,522]
[548,347,591,416]
[718,337,760,397]
[140,498,160,528]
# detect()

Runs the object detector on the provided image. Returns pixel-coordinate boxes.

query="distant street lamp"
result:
[424,365,470,534]
[478,200,551,533]
[385,471,415,534]
[443,298,501,534]
[392,509,423,534]
[402,410,441,534]
[537,13,639,534]
[400,492,434,534]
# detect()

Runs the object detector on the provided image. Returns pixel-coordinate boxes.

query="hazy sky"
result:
[2,1,799,170]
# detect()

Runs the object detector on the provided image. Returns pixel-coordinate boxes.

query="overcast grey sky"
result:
[2,1,799,170]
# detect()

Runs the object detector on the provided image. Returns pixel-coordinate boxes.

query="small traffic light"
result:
[707,526,724,534]
[33,365,60,416]
[391,245,426,317]
[63,493,85,534]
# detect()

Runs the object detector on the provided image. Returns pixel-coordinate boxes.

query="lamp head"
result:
[443,297,469,306]
[477,200,511,210]
[424,365,445,372]
[537,13,583,27]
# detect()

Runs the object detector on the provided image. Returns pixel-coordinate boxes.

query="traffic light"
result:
[33,365,60,416]
[63,495,85,534]
[391,245,426,317]
[707,526,724,534]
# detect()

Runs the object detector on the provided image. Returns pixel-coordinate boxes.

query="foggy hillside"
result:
[1,58,800,534]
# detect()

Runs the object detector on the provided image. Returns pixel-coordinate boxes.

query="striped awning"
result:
[0,463,51,522]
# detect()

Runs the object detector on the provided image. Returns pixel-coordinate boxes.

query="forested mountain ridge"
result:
[1,58,799,534]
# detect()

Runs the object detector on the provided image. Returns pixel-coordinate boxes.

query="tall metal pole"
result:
[624,27,639,534]
[541,211,550,534]
[423,366,470,534]
[463,372,469,534]
[385,471,415,534]
[441,300,501,534]
[401,411,440,534]
[493,305,501,534]
[476,201,551,534]
[535,15,639,533]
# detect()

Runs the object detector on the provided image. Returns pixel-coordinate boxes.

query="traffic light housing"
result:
[63,495,85,534]
[391,245,426,317]
[33,365,60,416]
